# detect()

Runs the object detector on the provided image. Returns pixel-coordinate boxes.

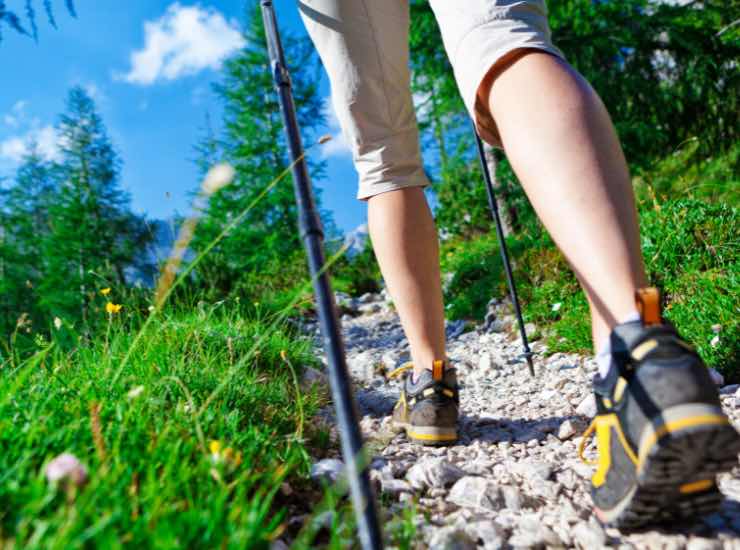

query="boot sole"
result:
[392,421,458,446]
[595,403,740,530]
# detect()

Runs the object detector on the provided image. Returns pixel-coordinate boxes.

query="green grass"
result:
[0,301,421,549]
[441,196,739,379]
[0,302,334,549]
[634,140,739,206]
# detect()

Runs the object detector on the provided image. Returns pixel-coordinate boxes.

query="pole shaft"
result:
[475,133,534,376]
[260,3,383,549]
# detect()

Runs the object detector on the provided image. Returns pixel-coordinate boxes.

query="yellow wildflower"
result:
[100,288,111,296]
[209,440,221,455]
[280,350,288,361]
[105,302,123,314]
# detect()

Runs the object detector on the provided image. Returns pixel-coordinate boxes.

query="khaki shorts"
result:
[299,0,563,200]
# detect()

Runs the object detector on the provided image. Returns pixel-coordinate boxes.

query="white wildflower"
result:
[44,453,88,487]
[202,163,235,195]
[127,386,145,399]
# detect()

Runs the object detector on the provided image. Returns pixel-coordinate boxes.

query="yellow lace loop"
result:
[578,420,599,466]
[387,362,414,379]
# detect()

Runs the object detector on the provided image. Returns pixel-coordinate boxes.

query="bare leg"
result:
[482,50,647,347]
[367,187,446,376]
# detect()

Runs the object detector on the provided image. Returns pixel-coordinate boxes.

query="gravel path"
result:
[308,291,740,549]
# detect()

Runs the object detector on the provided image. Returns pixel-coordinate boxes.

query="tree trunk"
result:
[430,82,449,177]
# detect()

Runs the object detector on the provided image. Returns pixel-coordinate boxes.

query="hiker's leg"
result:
[429,0,646,348]
[299,0,446,375]
[368,188,446,373]
[480,51,647,347]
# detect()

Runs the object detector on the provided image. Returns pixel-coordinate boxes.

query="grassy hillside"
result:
[441,146,739,379]
[0,303,332,548]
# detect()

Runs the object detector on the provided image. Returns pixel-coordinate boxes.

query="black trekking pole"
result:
[474,132,535,377]
[260,3,383,549]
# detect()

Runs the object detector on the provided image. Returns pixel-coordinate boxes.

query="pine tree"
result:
[39,87,149,327]
[191,3,328,299]
[0,147,57,332]
[0,0,76,42]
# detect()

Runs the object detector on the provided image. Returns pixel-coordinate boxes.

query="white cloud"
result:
[118,3,245,85]
[0,125,61,164]
[320,97,352,159]
[3,100,28,128]
[82,82,107,104]
[0,137,26,162]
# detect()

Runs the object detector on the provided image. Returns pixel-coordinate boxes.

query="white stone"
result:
[310,459,344,484]
[428,526,477,550]
[558,419,578,441]
[479,351,493,372]
[346,350,377,384]
[406,457,464,490]
[358,302,382,315]
[447,477,504,512]
[509,460,553,482]
[500,485,522,511]
[686,538,722,550]
[576,394,597,417]
[464,521,505,550]
[358,292,376,303]
[379,478,412,496]
[571,519,607,549]
[540,388,558,401]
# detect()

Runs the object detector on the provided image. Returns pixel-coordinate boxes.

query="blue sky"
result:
[0,0,365,233]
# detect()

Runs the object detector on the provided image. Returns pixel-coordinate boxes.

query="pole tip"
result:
[522,352,535,377]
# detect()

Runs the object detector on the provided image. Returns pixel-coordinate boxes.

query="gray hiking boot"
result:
[581,287,740,529]
[390,360,459,446]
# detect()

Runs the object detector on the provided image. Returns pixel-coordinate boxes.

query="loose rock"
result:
[576,394,597,417]
[310,458,344,484]
[447,477,504,512]
[558,419,578,440]
[308,291,740,549]
[406,457,465,490]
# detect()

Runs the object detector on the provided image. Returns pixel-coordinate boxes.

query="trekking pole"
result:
[260,3,383,549]
[474,132,535,377]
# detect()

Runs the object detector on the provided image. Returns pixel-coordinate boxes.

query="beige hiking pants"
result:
[299,0,563,199]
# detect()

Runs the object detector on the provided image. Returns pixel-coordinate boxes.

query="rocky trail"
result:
[304,291,740,549]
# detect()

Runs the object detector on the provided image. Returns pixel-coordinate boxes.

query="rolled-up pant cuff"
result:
[355,127,430,200]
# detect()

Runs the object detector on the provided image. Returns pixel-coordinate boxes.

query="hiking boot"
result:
[389,360,459,446]
[580,288,740,529]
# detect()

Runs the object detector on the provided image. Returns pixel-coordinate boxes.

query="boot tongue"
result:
[636,287,662,326]
[432,359,444,381]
